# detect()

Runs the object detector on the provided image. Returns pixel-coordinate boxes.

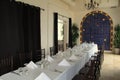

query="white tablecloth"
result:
[0,43,98,80]
[0,57,86,80]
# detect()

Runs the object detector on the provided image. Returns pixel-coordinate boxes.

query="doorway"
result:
[80,11,113,50]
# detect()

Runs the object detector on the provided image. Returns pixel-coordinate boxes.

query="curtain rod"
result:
[58,14,69,19]
[13,0,45,11]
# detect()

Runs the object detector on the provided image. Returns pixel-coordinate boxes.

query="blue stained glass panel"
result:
[82,12,110,50]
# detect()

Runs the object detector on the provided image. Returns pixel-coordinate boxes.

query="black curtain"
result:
[0,0,41,68]
[0,0,19,56]
[53,13,58,54]
[69,18,72,48]
[11,1,41,62]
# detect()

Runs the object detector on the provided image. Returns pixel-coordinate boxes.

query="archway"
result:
[80,11,113,50]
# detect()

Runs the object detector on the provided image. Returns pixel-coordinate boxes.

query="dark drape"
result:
[11,1,41,62]
[54,13,58,55]
[0,0,41,68]
[0,0,19,56]
[69,18,72,48]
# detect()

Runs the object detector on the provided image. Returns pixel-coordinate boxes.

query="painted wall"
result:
[15,0,120,52]
[16,0,73,54]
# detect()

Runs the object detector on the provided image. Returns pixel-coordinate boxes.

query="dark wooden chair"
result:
[74,44,105,80]
[19,53,25,67]
[26,50,33,62]
[19,51,33,67]
[50,47,54,56]
[58,44,64,51]
[94,44,104,69]
[78,59,92,80]
[36,48,45,61]
[79,55,101,80]
[87,56,102,80]
[86,60,98,80]
[91,44,104,73]
[100,44,104,65]
[0,55,13,75]
[41,49,45,59]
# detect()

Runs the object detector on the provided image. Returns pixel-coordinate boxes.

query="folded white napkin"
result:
[69,54,78,60]
[58,59,71,66]
[45,56,54,62]
[26,61,38,69]
[35,72,51,80]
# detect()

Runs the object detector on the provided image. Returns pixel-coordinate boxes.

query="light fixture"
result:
[85,0,100,10]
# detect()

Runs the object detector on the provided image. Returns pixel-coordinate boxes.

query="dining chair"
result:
[58,44,64,51]
[26,50,33,62]
[19,51,33,67]
[19,53,25,67]
[35,48,45,61]
[100,44,105,54]
[50,47,54,56]
[0,55,13,75]
[41,49,45,59]
[86,57,101,80]
[97,44,104,66]
[79,55,101,80]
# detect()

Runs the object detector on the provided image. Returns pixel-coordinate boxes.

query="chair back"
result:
[26,50,33,62]
[50,47,54,56]
[19,53,25,67]
[101,44,105,54]
[36,48,45,61]
[0,55,13,75]
[58,44,64,51]
[99,44,104,64]
[41,49,45,59]
[19,51,33,67]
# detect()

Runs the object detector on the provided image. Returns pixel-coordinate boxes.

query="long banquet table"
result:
[0,43,98,80]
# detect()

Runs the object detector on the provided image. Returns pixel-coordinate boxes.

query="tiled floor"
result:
[99,52,120,80]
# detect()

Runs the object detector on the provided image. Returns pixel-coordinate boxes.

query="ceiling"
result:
[60,0,120,11]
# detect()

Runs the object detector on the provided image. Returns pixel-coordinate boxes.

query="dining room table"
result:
[0,42,98,80]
